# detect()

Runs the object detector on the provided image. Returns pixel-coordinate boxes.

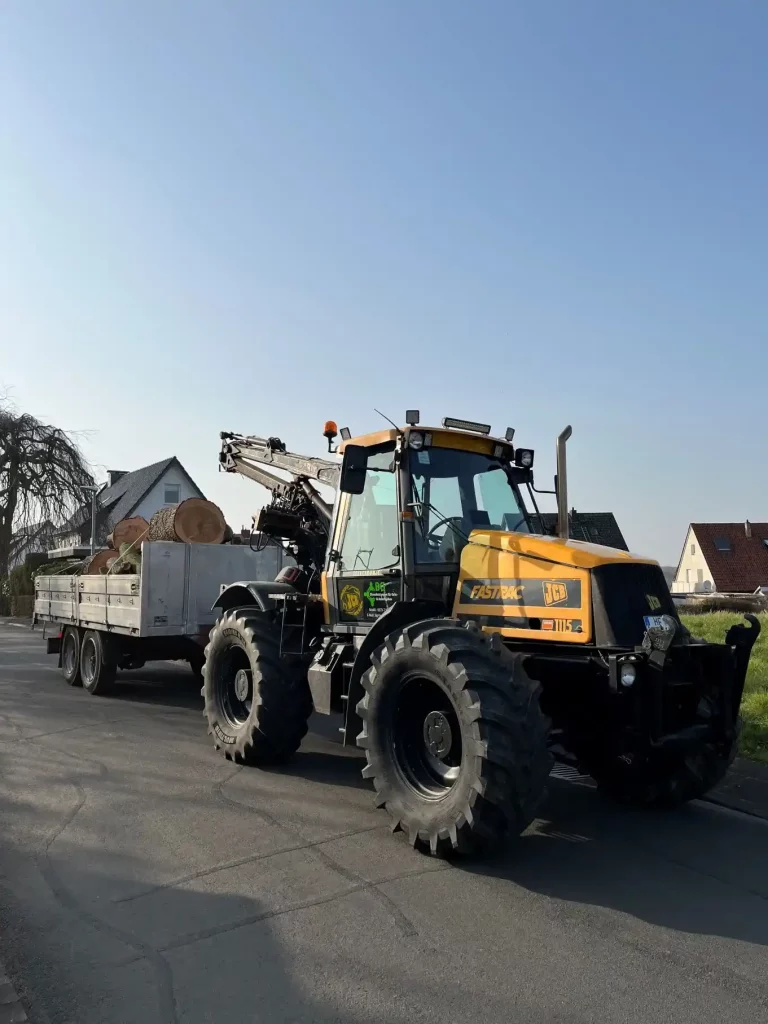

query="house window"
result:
[690,543,696,555]
[714,536,731,553]
[697,569,703,583]
[164,484,180,505]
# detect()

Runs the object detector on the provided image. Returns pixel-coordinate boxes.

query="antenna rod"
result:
[373,408,401,431]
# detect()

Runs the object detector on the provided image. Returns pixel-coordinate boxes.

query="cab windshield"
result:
[409,447,529,564]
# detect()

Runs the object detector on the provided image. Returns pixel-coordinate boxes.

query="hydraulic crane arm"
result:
[219,432,338,525]
[219,432,340,488]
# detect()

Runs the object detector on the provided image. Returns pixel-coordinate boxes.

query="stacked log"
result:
[82,549,115,575]
[81,501,230,574]
[147,499,227,545]
[112,517,149,550]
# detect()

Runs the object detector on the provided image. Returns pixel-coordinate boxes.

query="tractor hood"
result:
[452,529,666,645]
[465,529,658,571]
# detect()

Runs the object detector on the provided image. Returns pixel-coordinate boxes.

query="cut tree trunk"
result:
[83,549,117,575]
[147,499,227,545]
[112,517,150,550]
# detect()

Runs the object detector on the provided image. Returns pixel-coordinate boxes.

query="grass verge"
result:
[681,612,768,764]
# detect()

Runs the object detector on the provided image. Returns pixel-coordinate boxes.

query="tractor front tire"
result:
[357,620,551,856]
[202,610,313,765]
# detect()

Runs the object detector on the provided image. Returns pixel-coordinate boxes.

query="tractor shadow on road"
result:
[108,666,204,711]
[459,777,768,949]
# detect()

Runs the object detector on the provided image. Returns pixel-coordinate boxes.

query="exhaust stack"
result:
[556,426,573,540]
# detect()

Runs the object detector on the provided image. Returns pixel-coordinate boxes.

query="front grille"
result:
[591,563,678,648]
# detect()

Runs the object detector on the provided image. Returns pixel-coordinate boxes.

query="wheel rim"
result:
[63,633,77,676]
[216,645,253,727]
[81,638,97,686]
[391,674,463,798]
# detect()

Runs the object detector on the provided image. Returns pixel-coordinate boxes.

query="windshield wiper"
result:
[409,498,471,544]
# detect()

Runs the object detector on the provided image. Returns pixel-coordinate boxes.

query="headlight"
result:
[408,432,425,450]
[514,448,534,468]
[619,662,637,688]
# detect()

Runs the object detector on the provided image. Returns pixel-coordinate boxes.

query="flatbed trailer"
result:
[33,541,289,693]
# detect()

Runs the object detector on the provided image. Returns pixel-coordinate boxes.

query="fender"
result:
[212,580,296,614]
[342,599,445,746]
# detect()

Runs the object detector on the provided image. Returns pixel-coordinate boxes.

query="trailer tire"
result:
[80,630,117,696]
[357,620,551,856]
[202,610,312,765]
[61,627,82,687]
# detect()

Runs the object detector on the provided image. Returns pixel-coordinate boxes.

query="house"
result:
[537,510,628,550]
[672,521,768,594]
[8,520,55,570]
[51,457,205,554]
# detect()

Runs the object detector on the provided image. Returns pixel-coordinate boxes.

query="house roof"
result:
[690,522,768,593]
[55,456,203,538]
[538,512,628,551]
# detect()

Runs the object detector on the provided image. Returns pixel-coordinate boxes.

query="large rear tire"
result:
[580,713,740,807]
[80,630,117,696]
[202,610,313,765]
[61,627,82,687]
[357,620,551,856]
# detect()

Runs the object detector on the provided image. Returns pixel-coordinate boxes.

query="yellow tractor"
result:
[202,414,759,855]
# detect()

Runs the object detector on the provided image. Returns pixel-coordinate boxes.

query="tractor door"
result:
[324,447,402,632]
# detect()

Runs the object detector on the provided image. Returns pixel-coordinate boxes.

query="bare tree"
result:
[0,401,94,580]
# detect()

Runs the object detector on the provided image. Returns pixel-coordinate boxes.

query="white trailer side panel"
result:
[140,542,188,635]
[185,542,288,636]
[78,575,142,632]
[34,541,292,638]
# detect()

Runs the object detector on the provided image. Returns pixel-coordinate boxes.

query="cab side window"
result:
[339,452,398,571]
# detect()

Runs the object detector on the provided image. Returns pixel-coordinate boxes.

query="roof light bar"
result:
[442,417,492,435]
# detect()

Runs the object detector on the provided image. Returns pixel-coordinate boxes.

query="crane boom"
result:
[219,432,340,489]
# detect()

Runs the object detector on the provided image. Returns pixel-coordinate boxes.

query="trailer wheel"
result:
[357,620,551,856]
[80,631,117,696]
[202,610,312,764]
[61,627,82,687]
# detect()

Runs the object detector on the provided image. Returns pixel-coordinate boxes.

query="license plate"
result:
[643,615,666,630]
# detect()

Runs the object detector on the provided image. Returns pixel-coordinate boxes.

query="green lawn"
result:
[680,612,768,763]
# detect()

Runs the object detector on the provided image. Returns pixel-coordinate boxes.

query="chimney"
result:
[108,470,126,488]
[745,520,752,538]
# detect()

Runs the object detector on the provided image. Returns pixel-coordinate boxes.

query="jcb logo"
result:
[470,583,524,601]
[544,581,568,606]
[646,594,662,611]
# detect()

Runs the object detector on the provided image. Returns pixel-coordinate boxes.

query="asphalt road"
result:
[1,622,767,1024]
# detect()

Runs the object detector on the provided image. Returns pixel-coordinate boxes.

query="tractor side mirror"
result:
[339,445,368,494]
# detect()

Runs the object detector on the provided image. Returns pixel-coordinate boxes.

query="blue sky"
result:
[1,1,766,564]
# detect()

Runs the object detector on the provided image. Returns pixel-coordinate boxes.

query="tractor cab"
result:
[324,416,539,632]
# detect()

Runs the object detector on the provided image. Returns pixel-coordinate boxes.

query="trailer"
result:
[34,541,290,694]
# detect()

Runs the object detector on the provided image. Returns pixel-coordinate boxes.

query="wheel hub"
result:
[423,710,452,760]
[234,668,250,703]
